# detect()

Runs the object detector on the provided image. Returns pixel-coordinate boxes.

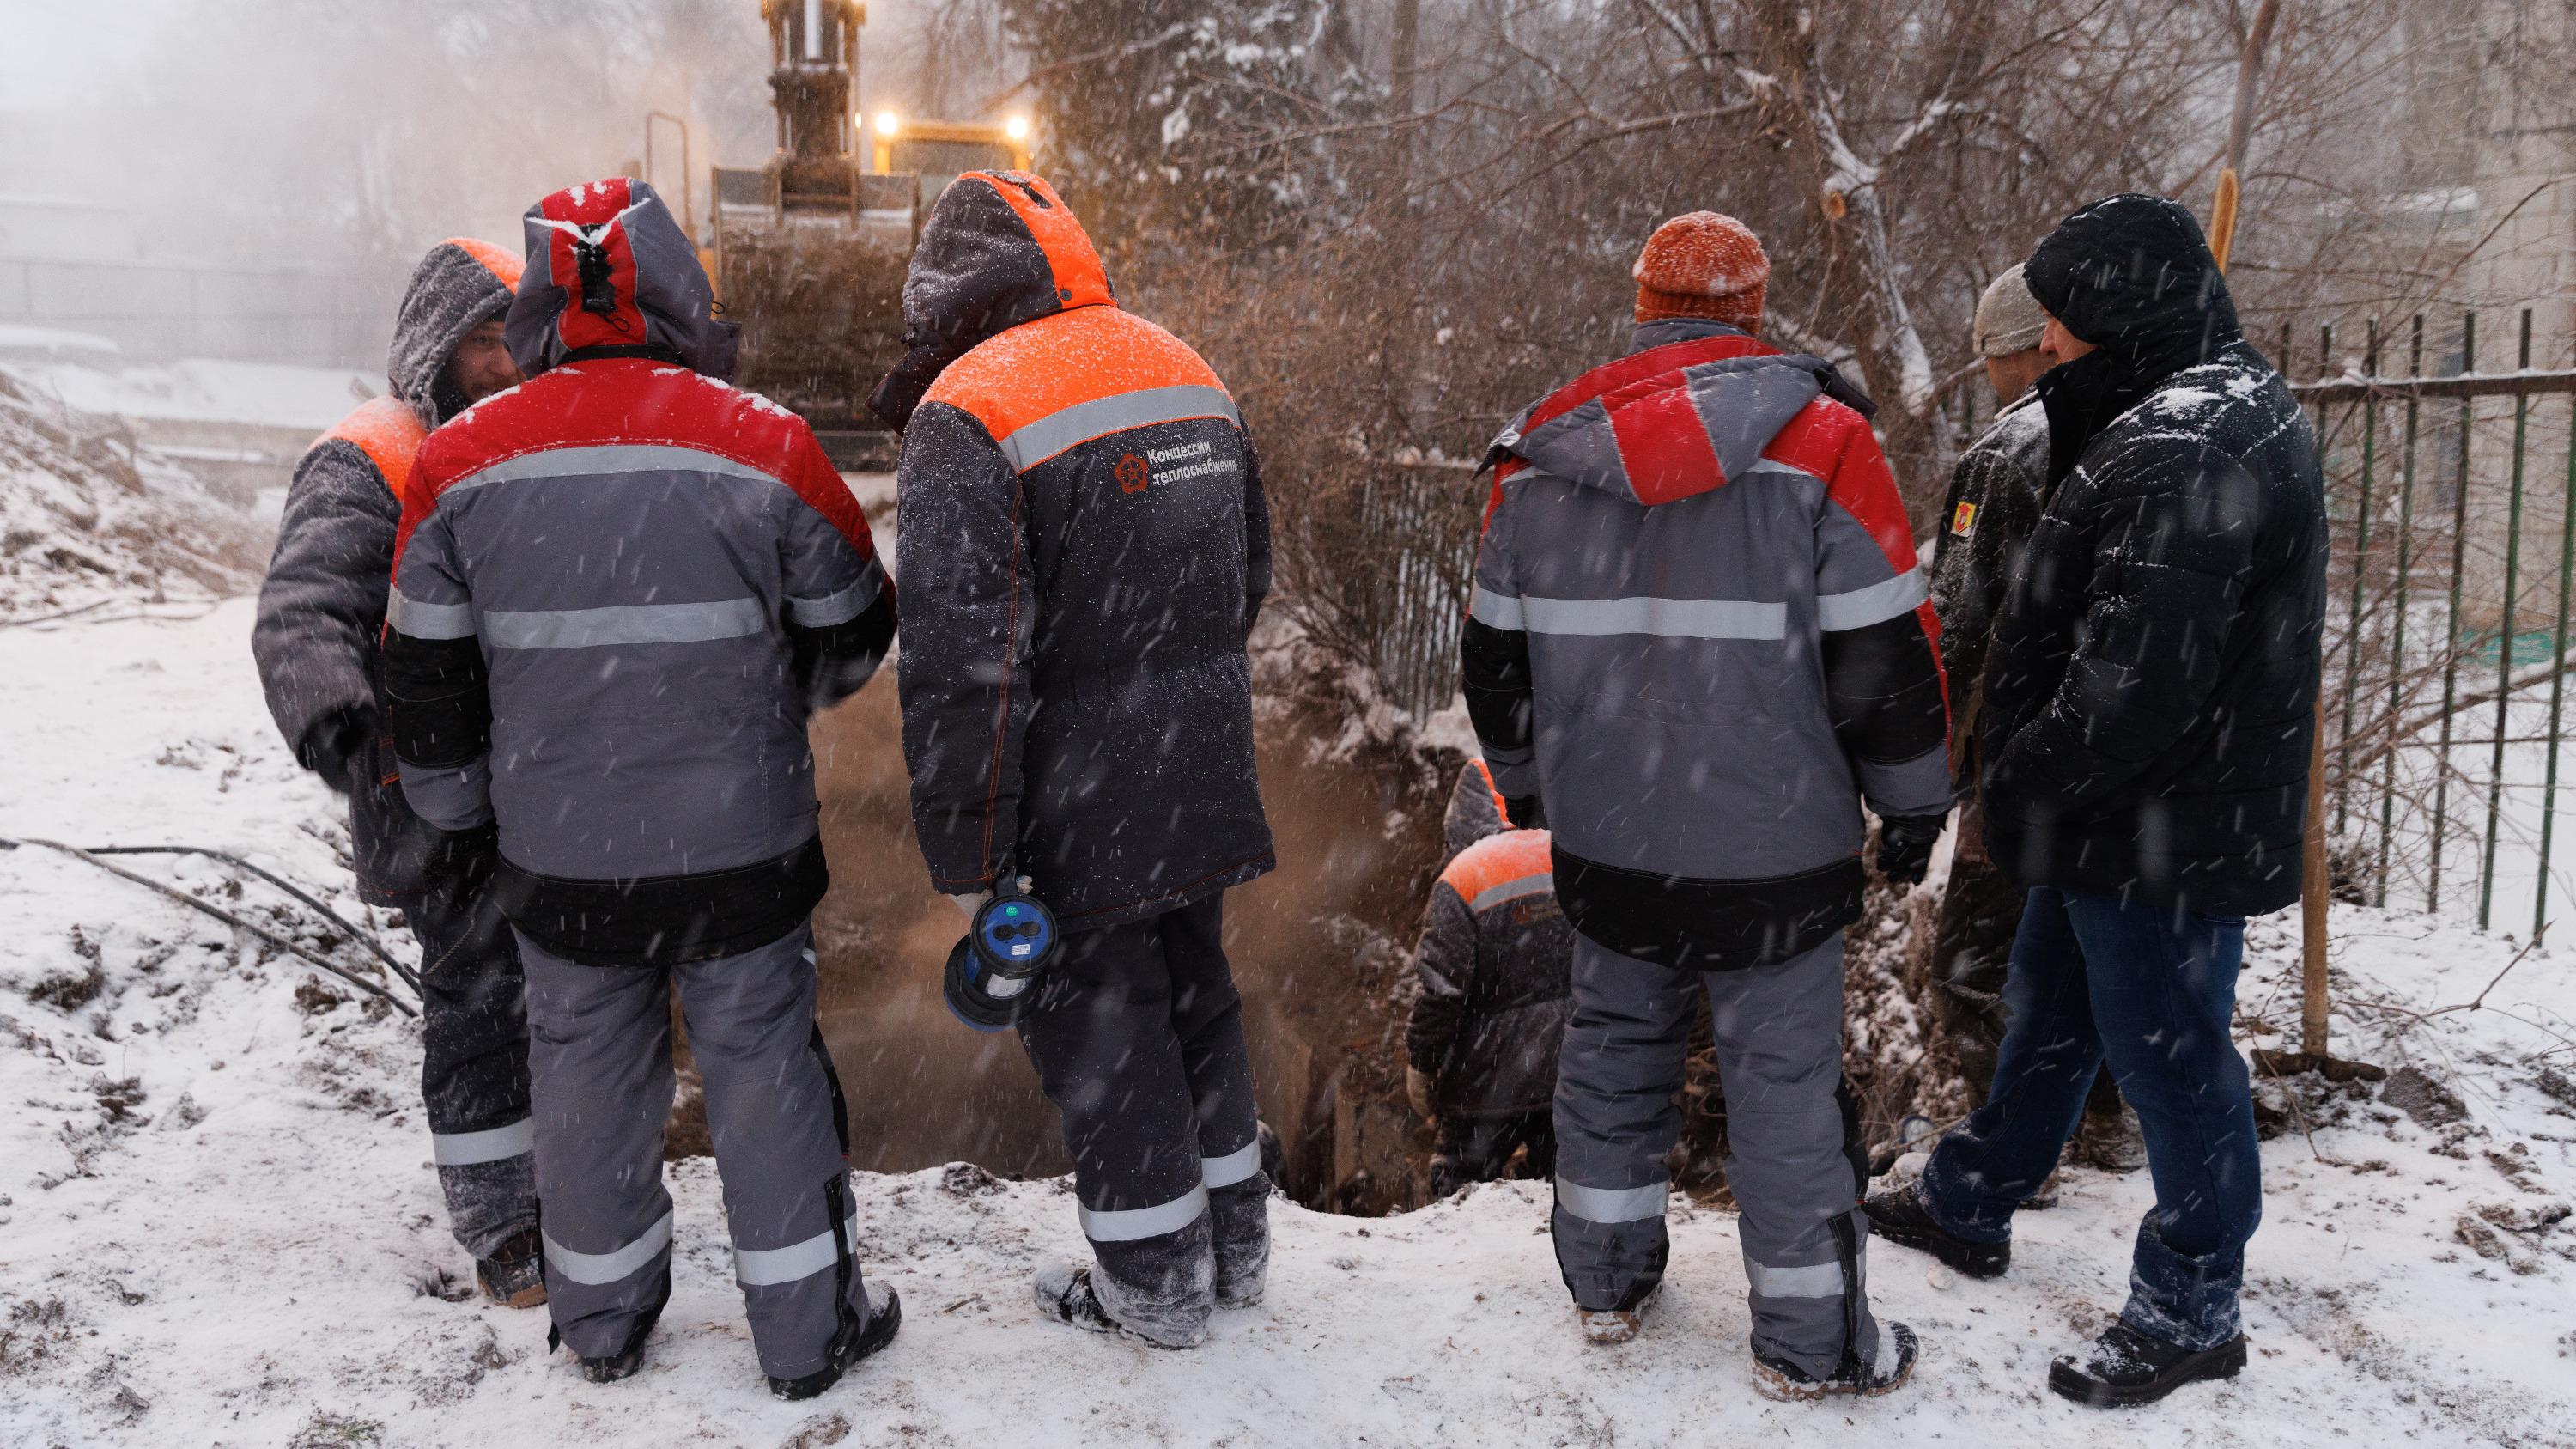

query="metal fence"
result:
[2293,309,2576,936]
[0,255,387,368]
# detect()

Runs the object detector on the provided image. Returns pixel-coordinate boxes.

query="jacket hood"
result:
[501,177,738,381]
[388,237,522,429]
[1490,321,1875,505]
[1443,758,1512,863]
[2024,193,2243,481]
[868,170,1115,429]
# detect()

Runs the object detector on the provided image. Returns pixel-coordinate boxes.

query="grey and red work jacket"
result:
[887,171,1273,927]
[383,178,896,964]
[1463,319,1953,970]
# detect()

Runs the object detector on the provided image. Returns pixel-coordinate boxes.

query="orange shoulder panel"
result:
[926,304,1225,443]
[1467,758,1511,828]
[1438,828,1556,906]
[313,395,428,498]
[963,171,1112,312]
[443,234,525,289]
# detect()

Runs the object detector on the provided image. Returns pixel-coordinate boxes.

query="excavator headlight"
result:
[874,111,900,138]
[1005,113,1031,142]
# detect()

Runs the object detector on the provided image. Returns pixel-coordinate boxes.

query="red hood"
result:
[1491,327,1875,506]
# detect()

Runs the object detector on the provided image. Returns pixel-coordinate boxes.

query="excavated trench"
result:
[800,658,1446,1209]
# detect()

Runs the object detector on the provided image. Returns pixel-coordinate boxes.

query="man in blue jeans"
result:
[1863,193,2324,1408]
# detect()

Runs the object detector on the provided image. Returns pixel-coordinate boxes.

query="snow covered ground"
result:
[3,599,2573,1448]
[9,349,380,433]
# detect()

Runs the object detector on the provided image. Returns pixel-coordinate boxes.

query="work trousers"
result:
[1016,893,1269,1345]
[1552,932,1876,1380]
[1917,888,2258,1351]
[519,921,872,1381]
[396,856,536,1260]
[1934,846,2122,1123]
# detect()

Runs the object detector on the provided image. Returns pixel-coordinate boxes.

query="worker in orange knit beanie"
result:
[1632,211,1770,330]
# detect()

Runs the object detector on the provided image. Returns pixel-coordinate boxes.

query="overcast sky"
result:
[0,0,174,110]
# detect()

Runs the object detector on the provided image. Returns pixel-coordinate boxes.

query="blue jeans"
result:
[1917,887,2259,1350]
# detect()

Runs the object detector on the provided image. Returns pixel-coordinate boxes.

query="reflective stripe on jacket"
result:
[893,171,1273,925]
[1462,319,1952,970]
[1406,763,1572,1117]
[385,180,895,963]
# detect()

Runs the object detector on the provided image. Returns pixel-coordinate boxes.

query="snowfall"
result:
[3,455,2575,1447]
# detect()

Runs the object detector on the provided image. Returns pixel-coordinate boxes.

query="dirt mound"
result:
[0,368,266,619]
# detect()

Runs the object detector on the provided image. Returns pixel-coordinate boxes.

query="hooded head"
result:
[2023,192,2242,478]
[867,170,1114,429]
[387,237,523,429]
[1442,758,1514,863]
[501,177,738,381]
[1492,338,1874,508]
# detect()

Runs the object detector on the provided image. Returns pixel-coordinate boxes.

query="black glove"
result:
[1874,813,1947,887]
[296,704,377,795]
[1502,794,1547,831]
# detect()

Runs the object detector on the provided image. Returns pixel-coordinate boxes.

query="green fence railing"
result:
[2293,307,2576,937]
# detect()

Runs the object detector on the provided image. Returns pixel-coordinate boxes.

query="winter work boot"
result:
[1210,1178,1271,1310]
[769,1284,902,1402]
[1577,1287,1658,1346]
[475,1228,547,1310]
[1862,1182,2009,1279]
[1033,1263,1121,1337]
[570,1270,671,1385]
[2048,1323,2246,1408]
[1753,1322,1920,1401]
[1033,1263,1212,1349]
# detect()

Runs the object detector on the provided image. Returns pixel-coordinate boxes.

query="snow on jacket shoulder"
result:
[1406,764,1572,1117]
[383,178,896,965]
[1980,344,2323,915]
[1981,193,2326,917]
[892,171,1273,925]
[1462,319,1951,971]
[251,237,518,899]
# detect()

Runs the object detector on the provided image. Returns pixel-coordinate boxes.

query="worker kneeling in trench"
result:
[1405,759,1575,1197]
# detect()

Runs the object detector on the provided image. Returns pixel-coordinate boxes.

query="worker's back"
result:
[894,170,1273,926]
[1409,820,1574,1120]
[387,178,896,965]
[1464,318,1952,971]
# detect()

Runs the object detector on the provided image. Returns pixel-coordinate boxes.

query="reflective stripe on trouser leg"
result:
[405,874,536,1260]
[1706,933,1880,1379]
[432,1117,533,1166]
[517,929,677,1358]
[1016,904,1229,1346]
[1550,933,1697,1312]
[1162,894,1268,1310]
[675,922,870,1382]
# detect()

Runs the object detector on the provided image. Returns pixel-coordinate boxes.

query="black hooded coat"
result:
[251,238,519,899]
[1978,194,2326,916]
[889,172,1273,925]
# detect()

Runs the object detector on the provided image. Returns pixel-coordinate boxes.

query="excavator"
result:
[690,1,1030,466]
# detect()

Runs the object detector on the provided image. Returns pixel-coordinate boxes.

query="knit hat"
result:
[1633,212,1768,329]
[1972,263,2047,357]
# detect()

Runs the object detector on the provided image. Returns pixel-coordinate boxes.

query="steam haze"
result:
[0,0,1001,365]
